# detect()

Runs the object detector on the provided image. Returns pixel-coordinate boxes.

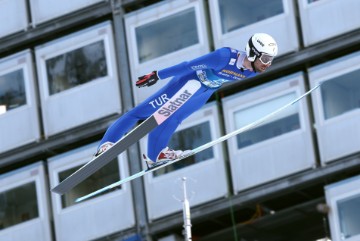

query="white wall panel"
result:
[0,50,41,153]
[208,0,299,56]
[141,103,228,220]
[298,0,360,46]
[30,0,104,26]
[325,174,360,241]
[223,73,316,193]
[125,0,210,106]
[48,143,135,241]
[0,163,52,241]
[35,22,121,137]
[309,51,360,163]
[0,0,28,38]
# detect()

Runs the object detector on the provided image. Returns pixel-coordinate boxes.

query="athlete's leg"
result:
[98,76,189,147]
[147,85,216,160]
[98,112,142,146]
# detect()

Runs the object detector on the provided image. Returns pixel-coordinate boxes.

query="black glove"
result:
[136,71,159,88]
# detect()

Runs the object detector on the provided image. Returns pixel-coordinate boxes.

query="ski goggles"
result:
[259,53,275,65]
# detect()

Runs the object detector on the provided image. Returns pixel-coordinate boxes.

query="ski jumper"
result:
[99,47,258,161]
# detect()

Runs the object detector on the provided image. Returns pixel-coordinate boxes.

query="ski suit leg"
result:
[98,111,144,146]
[98,76,189,147]
[147,84,216,161]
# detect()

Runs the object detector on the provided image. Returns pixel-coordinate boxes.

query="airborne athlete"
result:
[96,33,278,169]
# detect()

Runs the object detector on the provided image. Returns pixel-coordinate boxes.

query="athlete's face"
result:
[253,58,272,73]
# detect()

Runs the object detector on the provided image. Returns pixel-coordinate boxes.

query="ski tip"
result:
[51,186,64,195]
[75,197,84,203]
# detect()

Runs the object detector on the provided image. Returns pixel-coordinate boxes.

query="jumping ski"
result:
[52,80,202,195]
[75,83,321,203]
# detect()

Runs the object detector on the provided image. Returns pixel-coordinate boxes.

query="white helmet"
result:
[245,33,278,64]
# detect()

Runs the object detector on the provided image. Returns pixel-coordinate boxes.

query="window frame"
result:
[0,52,33,115]
[224,81,306,153]
[124,0,210,107]
[0,50,41,153]
[216,0,287,36]
[140,103,221,180]
[48,142,135,241]
[0,163,51,240]
[36,22,116,99]
[302,0,328,8]
[141,103,228,220]
[35,21,121,137]
[337,194,360,239]
[309,51,360,163]
[0,179,39,229]
[326,175,360,241]
[222,74,316,192]
[309,51,360,125]
[125,0,207,69]
[208,0,297,53]
[49,143,129,212]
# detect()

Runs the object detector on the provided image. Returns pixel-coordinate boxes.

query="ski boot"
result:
[94,142,114,157]
[144,147,191,170]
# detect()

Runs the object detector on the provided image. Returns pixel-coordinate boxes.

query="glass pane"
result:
[59,158,120,208]
[234,92,300,149]
[46,40,108,95]
[136,8,199,63]
[153,121,213,177]
[308,0,322,3]
[321,69,360,120]
[219,0,284,34]
[337,194,360,239]
[0,69,26,114]
[0,182,39,230]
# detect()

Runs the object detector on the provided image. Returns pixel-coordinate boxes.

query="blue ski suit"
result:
[99,47,258,161]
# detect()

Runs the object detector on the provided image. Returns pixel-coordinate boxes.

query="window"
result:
[36,22,121,136]
[0,69,26,114]
[154,121,213,176]
[135,8,199,63]
[337,194,360,239]
[46,40,108,95]
[58,158,120,207]
[234,92,300,149]
[308,0,322,3]
[0,182,38,230]
[321,69,360,120]
[219,0,284,34]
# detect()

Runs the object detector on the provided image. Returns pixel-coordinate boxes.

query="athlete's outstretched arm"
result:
[135,48,231,88]
[158,47,231,79]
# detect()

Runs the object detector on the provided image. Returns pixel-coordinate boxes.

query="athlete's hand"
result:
[136,71,159,88]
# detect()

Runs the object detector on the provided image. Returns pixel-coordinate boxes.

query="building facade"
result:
[1,0,360,241]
